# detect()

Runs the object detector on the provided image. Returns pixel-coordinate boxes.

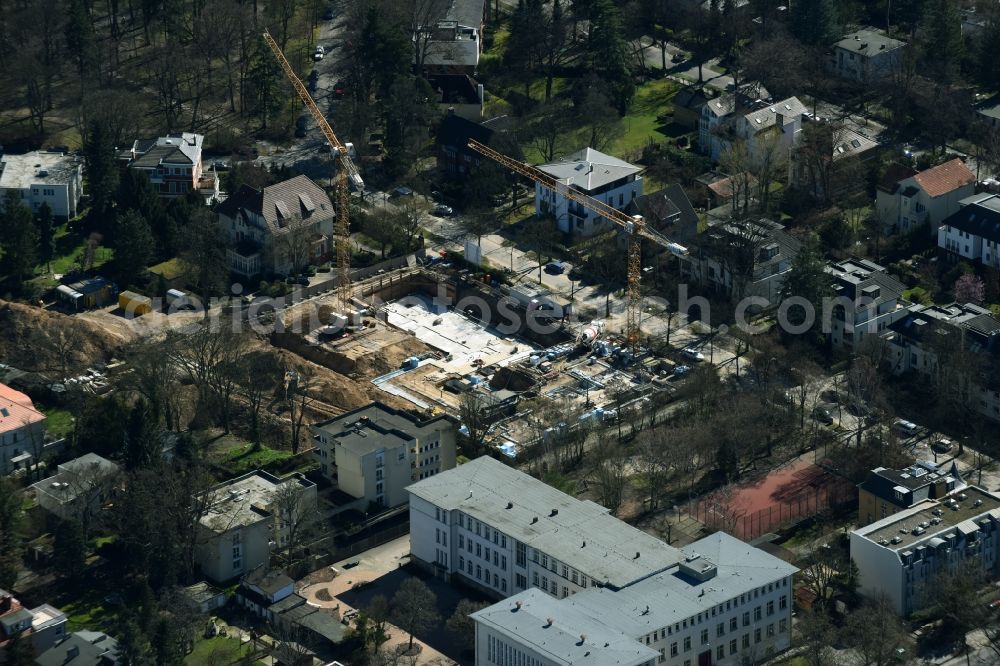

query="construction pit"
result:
[273,269,679,453]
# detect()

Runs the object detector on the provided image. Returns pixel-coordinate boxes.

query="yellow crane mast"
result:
[262,30,362,312]
[467,139,688,348]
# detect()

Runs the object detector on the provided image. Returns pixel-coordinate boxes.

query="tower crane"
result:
[467,139,688,349]
[262,30,361,312]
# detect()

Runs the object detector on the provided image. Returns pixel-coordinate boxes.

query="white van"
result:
[894,418,918,437]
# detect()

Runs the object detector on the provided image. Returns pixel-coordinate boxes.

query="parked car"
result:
[673,365,691,377]
[313,51,324,61]
[332,80,347,98]
[315,45,325,55]
[931,438,954,454]
[544,261,567,275]
[893,418,919,437]
[680,348,705,362]
[392,186,414,197]
[432,203,454,216]
[812,405,835,425]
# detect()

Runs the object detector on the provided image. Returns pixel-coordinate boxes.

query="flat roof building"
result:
[858,460,963,526]
[0,151,83,219]
[851,485,1000,615]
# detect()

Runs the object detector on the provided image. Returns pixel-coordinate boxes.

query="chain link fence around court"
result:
[685,479,856,542]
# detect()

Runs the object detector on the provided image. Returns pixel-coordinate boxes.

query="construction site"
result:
[271,265,684,455]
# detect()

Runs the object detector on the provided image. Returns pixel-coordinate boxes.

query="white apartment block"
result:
[535,148,643,236]
[407,457,797,666]
[825,258,911,352]
[938,193,1000,270]
[0,151,83,220]
[195,471,317,583]
[311,402,457,509]
[851,486,1000,615]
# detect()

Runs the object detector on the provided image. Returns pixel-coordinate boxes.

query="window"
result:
[562,586,568,598]
[717,623,724,637]
[581,576,588,589]
[754,606,762,621]
[743,612,750,627]
[670,643,678,657]
[717,645,725,659]
[501,579,507,593]
[485,547,491,562]
[533,572,539,586]
[516,541,526,567]
[542,555,548,569]
[476,543,481,557]
[436,529,440,544]
[779,619,787,633]
[571,571,578,584]
[476,565,481,579]
[501,556,507,570]
[701,630,708,644]
[459,556,464,569]
[541,577,548,592]
[755,628,761,643]
[767,601,774,616]
[562,564,568,578]
[459,534,464,549]
[516,573,526,589]
[683,637,691,652]
[730,617,737,631]
[743,634,750,649]
[659,648,666,664]
[730,639,737,655]
[767,624,775,637]
[779,595,787,610]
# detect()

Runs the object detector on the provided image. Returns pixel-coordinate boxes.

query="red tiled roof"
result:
[0,383,44,435]
[913,158,976,198]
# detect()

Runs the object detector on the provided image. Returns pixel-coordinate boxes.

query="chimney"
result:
[549,509,558,517]
[514,601,523,611]
[634,551,641,559]
[581,541,586,548]
[506,501,513,509]
[531,516,538,524]
[578,634,587,645]
[545,617,554,627]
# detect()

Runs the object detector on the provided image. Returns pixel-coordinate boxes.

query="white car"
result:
[893,419,918,437]
[315,45,326,55]
[313,51,324,61]
[680,348,705,362]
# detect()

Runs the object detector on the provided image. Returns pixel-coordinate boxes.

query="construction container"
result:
[119,290,153,317]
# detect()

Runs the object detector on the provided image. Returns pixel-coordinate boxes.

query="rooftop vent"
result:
[643,605,650,615]
[514,601,522,611]
[550,509,559,517]
[581,541,586,548]
[634,551,641,559]
[545,617,553,628]
[506,501,513,509]
[975,499,984,507]
[959,493,968,501]
[912,527,925,536]
[531,517,538,524]
[891,536,903,544]
[578,634,587,645]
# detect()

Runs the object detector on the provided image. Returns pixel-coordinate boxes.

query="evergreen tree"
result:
[150,617,186,666]
[37,203,55,275]
[0,192,39,288]
[977,15,1000,89]
[52,519,86,580]
[0,477,24,590]
[83,120,120,225]
[119,619,155,666]
[779,234,834,342]
[587,0,634,115]
[64,0,99,77]
[247,41,284,129]
[791,0,838,45]
[114,210,155,287]
[123,399,160,471]
[922,0,963,83]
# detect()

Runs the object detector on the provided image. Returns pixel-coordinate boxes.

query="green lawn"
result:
[61,586,120,632]
[521,77,679,163]
[40,406,75,438]
[185,636,254,666]
[209,442,297,476]
[39,224,114,277]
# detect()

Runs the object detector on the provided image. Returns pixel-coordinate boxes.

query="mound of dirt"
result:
[0,300,122,374]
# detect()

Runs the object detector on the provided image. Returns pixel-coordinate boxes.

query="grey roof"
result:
[625,185,699,243]
[979,100,1000,121]
[0,151,81,190]
[129,133,203,168]
[35,632,119,666]
[31,454,120,506]
[198,471,316,533]
[445,0,486,26]
[858,461,959,507]
[216,175,333,235]
[472,589,658,666]
[312,402,456,457]
[855,486,1000,552]
[942,193,1000,244]
[407,456,684,588]
[833,29,906,56]
[826,257,906,305]
[699,218,801,278]
[538,148,642,192]
[285,607,347,644]
[742,97,808,134]
[473,533,797,663]
[246,569,294,597]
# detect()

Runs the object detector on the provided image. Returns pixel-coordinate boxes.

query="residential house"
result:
[850,485,1000,615]
[236,570,346,649]
[857,460,963,526]
[31,453,120,522]
[310,402,457,510]
[790,114,884,199]
[825,258,910,352]
[55,277,117,312]
[672,87,711,131]
[874,158,976,236]
[0,383,46,476]
[121,133,211,198]
[535,147,643,236]
[884,302,1000,423]
[428,74,484,120]
[407,456,797,666]
[875,163,918,232]
[699,92,807,163]
[34,631,119,666]
[178,582,226,614]
[706,173,758,214]
[415,0,487,75]
[680,218,801,307]
[437,110,494,176]
[0,151,83,220]
[194,471,317,583]
[938,192,1000,269]
[0,591,67,656]
[216,175,335,277]
[623,184,699,245]
[978,98,1000,132]
[828,29,907,84]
